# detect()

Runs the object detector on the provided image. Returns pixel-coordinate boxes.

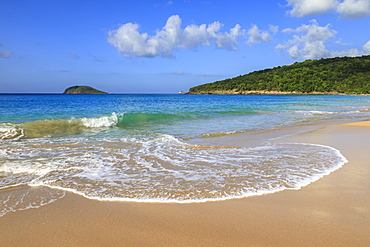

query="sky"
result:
[1,0,370,93]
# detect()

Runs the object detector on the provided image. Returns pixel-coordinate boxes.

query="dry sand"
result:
[0,122,369,246]
[342,120,370,127]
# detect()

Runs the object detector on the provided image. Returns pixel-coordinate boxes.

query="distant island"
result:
[63,86,108,94]
[188,55,370,95]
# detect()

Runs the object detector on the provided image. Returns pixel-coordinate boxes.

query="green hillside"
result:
[63,86,108,94]
[189,55,370,95]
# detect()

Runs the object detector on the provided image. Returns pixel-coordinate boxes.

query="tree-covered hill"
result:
[189,55,370,95]
[63,86,108,94]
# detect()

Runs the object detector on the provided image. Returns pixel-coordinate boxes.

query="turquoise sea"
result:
[1,94,370,216]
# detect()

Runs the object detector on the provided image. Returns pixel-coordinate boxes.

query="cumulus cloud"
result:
[330,48,362,57]
[286,0,370,19]
[0,50,13,58]
[107,15,245,57]
[269,25,279,34]
[286,0,338,17]
[337,0,370,19]
[363,40,370,54]
[276,20,336,59]
[246,25,273,44]
[276,20,368,59]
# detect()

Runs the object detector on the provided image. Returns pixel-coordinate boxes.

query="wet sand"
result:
[1,121,369,246]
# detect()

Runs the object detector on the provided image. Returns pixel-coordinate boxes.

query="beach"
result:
[3,0,370,245]
[1,120,369,246]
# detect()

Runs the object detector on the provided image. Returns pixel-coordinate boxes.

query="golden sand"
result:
[0,122,369,246]
[341,120,370,127]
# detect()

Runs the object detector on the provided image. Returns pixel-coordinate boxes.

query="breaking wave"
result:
[1,112,195,139]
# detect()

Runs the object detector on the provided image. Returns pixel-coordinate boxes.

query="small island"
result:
[63,86,108,94]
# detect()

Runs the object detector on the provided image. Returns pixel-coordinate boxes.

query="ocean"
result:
[1,94,370,216]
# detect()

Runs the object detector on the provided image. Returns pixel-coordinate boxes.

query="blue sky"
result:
[1,0,370,93]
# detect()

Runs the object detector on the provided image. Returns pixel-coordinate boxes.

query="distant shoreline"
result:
[1,92,370,96]
[187,90,370,96]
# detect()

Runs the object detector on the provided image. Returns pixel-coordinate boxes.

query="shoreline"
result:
[187,90,369,95]
[1,121,369,246]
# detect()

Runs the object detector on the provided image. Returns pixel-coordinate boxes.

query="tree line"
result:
[189,55,370,94]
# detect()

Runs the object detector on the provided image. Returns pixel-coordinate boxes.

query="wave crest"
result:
[80,113,118,128]
[0,124,24,140]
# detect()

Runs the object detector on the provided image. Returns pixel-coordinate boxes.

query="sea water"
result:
[1,94,370,216]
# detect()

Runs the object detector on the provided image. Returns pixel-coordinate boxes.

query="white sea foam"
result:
[294,110,334,115]
[80,113,118,128]
[0,133,348,205]
[0,161,52,176]
[0,124,24,140]
[0,186,65,217]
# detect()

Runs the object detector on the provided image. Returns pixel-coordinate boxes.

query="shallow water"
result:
[1,94,369,215]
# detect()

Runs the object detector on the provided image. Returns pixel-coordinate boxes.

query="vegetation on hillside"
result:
[189,55,370,94]
[63,86,108,94]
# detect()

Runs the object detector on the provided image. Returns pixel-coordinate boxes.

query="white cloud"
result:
[286,0,370,19]
[286,0,338,17]
[269,25,279,34]
[363,40,370,53]
[337,0,370,19]
[330,48,362,57]
[213,24,244,50]
[335,39,352,45]
[0,50,13,58]
[246,25,273,44]
[276,20,336,59]
[276,20,370,59]
[107,15,245,57]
